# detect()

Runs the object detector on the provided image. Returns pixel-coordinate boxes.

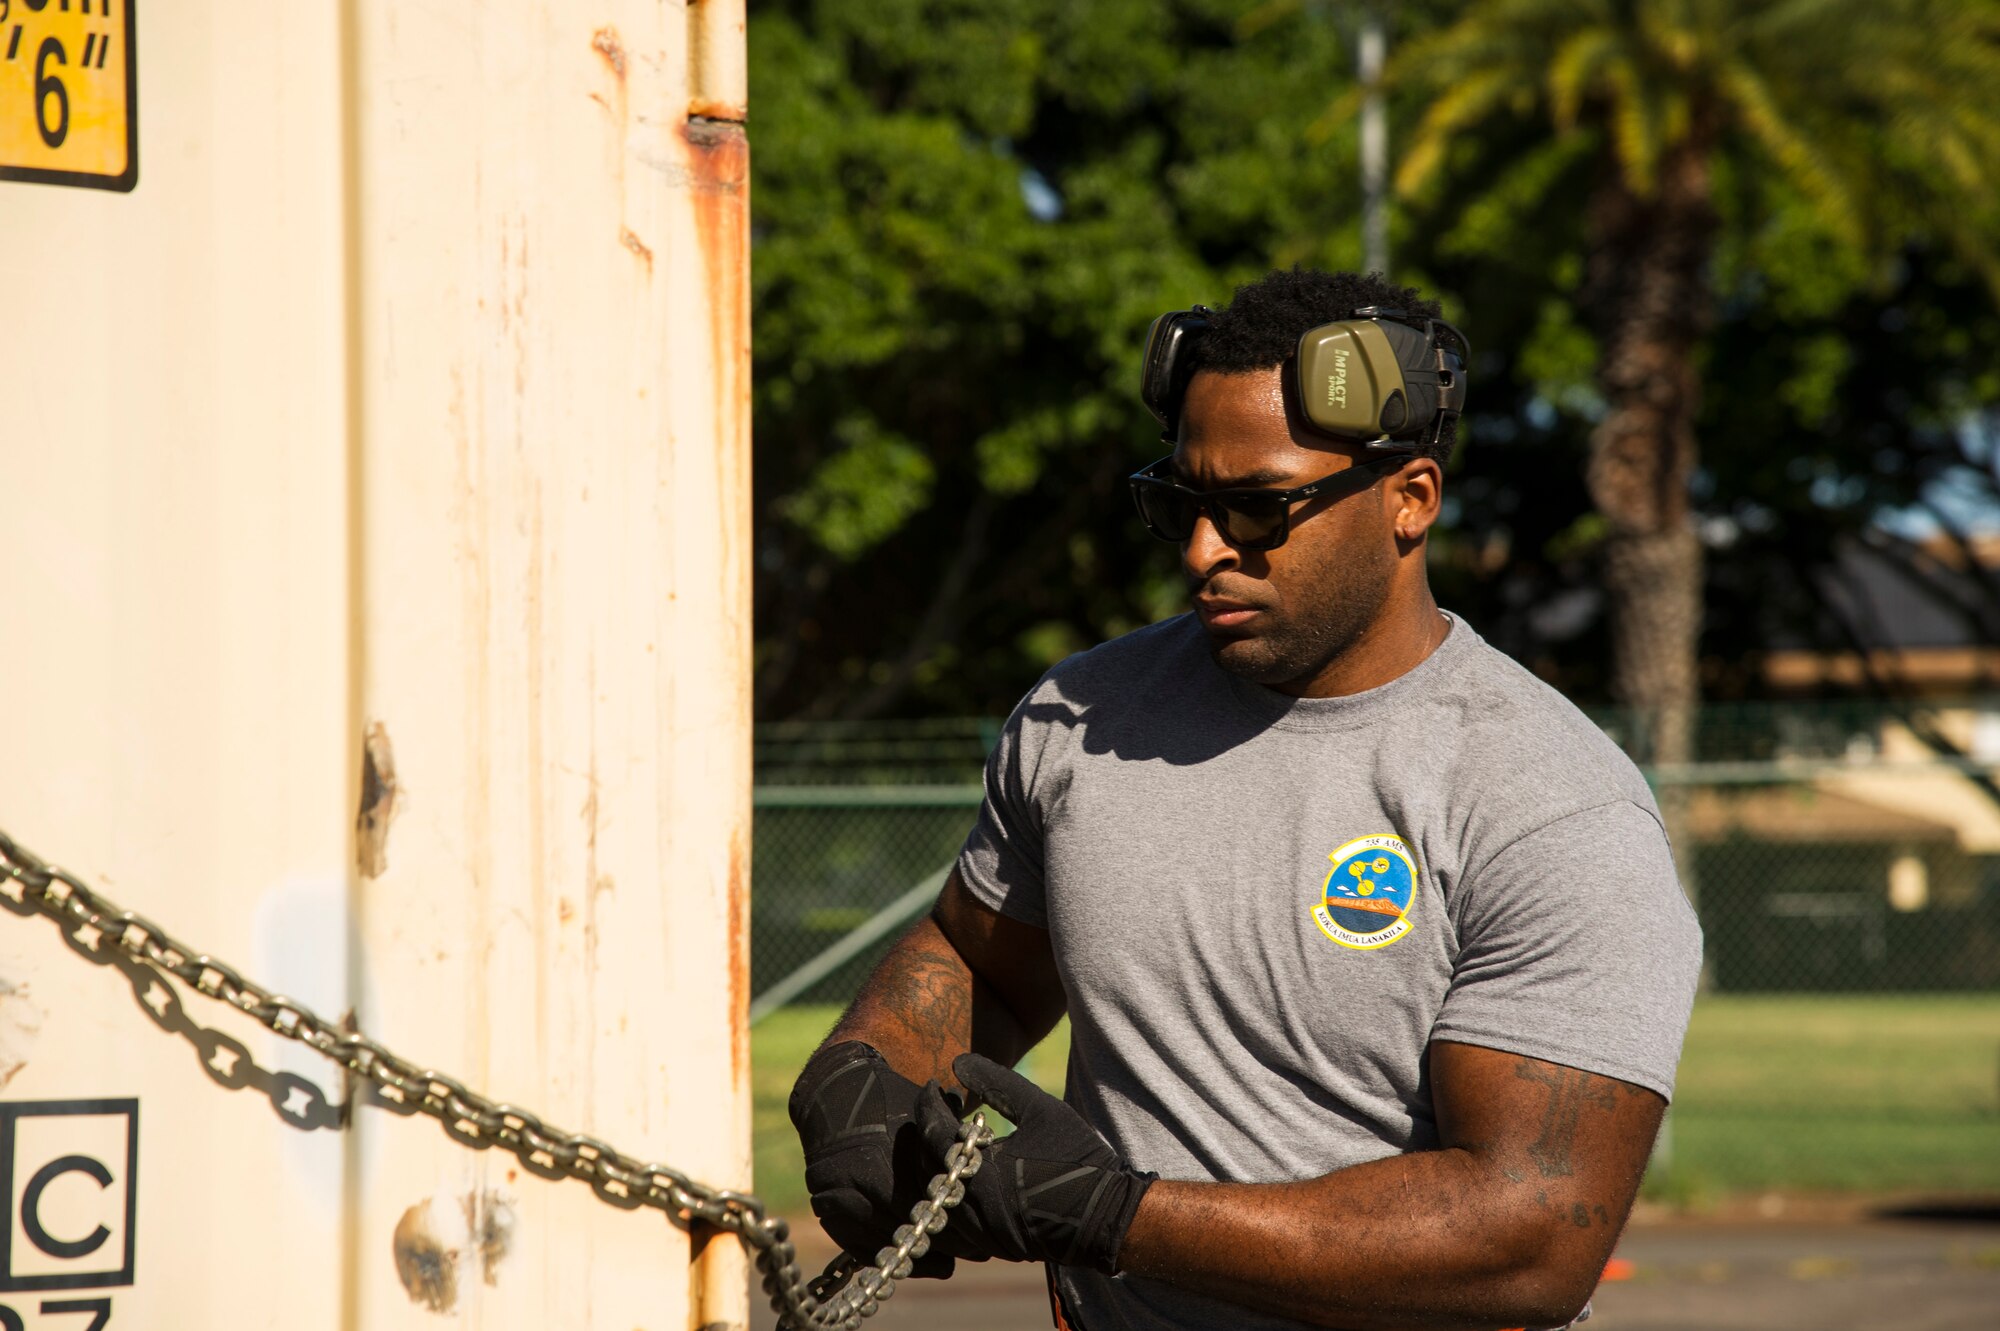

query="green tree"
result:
[749,1,2000,724]
[750,1,1370,718]
[1391,0,2000,761]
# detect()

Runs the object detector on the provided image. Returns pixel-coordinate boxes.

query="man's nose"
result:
[1181,510,1239,581]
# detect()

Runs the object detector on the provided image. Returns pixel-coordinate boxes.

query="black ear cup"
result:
[1375,319,1446,441]
[1140,307,1211,435]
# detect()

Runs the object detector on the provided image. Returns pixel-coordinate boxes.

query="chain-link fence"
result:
[751,720,993,1010]
[751,701,2000,1013]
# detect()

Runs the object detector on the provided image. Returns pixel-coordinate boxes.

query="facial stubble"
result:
[1200,523,1398,692]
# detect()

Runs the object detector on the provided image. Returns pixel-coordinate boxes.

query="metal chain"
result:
[0,827,993,1331]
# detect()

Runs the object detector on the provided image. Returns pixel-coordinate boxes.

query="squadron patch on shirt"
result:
[1313,833,1417,949]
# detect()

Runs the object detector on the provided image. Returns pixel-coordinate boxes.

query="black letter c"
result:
[20,1155,112,1260]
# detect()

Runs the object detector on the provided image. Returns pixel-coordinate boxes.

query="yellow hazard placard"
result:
[0,0,136,192]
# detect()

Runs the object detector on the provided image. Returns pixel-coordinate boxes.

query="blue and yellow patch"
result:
[1312,833,1417,950]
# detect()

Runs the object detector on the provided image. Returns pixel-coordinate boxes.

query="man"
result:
[789,268,1702,1331]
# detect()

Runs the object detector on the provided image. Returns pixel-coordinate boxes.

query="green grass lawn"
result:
[750,1005,836,1218]
[753,995,2000,1217]
[1643,994,2000,1204]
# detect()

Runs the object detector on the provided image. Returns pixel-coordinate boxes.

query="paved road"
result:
[752,1217,2000,1330]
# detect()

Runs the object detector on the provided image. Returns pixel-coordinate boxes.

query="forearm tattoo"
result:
[839,930,976,1080]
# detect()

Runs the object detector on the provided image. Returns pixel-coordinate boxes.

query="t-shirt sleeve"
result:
[1432,799,1703,1100]
[954,691,1054,927]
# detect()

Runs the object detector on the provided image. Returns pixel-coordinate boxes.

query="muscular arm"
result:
[1117,1042,1665,1331]
[824,870,1065,1094]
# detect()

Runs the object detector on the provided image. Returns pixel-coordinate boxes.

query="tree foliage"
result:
[751,0,1385,718]
[1393,0,2000,710]
[749,0,2000,720]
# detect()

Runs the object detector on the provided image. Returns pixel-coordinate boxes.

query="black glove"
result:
[915,1052,1155,1274]
[788,1040,956,1277]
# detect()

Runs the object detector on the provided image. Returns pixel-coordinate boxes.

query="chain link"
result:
[0,827,993,1330]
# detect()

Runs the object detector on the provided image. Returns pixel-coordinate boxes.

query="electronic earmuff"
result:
[1140,304,1470,454]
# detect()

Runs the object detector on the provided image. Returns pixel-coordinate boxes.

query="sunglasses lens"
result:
[1134,482,1198,542]
[1217,495,1287,548]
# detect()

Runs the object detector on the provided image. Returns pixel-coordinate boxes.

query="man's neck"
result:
[1278,591,1450,700]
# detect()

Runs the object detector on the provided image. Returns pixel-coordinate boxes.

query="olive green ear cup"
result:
[1296,320,1407,439]
[1139,300,1467,451]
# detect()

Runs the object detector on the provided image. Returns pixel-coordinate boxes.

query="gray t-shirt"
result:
[955,612,1702,1331]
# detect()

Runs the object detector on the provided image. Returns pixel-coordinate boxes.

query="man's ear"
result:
[1389,459,1443,544]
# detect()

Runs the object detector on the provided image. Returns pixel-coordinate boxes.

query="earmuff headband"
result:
[1141,304,1470,452]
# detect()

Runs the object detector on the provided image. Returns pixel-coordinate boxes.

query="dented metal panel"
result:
[0,2,750,1328]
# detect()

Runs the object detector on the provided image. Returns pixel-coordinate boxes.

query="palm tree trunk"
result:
[1582,133,1716,927]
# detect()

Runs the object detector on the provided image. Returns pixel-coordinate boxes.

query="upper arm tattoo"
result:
[1433,1043,1663,1243]
[1512,1060,1621,1181]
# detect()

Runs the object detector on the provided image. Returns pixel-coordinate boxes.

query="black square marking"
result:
[0,1099,138,1293]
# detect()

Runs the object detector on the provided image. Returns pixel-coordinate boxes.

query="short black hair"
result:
[1193,267,1456,464]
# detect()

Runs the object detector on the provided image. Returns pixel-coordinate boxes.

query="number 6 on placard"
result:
[33,37,66,147]
[0,0,136,191]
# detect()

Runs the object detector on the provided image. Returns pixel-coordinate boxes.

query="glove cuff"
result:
[1088,1169,1156,1275]
[786,1039,884,1131]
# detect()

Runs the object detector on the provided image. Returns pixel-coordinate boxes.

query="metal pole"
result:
[1359,10,1390,276]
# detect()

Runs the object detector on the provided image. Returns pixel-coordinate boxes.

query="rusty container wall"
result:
[0,3,751,1329]
[343,0,751,1327]
[0,5,355,1327]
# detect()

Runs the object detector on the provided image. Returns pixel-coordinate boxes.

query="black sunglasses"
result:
[1127,455,1401,550]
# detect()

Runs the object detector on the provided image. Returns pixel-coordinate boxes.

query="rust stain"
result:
[592,22,631,213]
[356,721,401,879]
[681,117,748,164]
[683,114,750,539]
[620,226,654,273]
[0,976,43,1091]
[687,96,748,123]
[678,105,753,1099]
[725,826,748,1086]
[391,1198,460,1313]
[391,1190,517,1313]
[464,1190,517,1287]
[591,26,627,79]
[684,110,755,775]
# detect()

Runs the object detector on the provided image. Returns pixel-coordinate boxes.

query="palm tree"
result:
[1391,0,2000,766]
